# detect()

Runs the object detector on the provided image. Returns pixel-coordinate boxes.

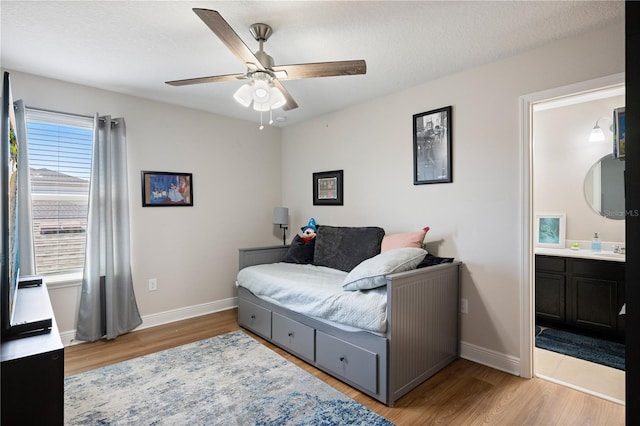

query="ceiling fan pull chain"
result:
[259,110,264,130]
[269,108,274,125]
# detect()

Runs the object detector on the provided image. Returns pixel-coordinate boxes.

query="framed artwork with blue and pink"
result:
[141,171,193,207]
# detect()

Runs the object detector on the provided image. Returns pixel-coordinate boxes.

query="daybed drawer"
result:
[238,298,271,339]
[272,313,315,362]
[316,331,378,394]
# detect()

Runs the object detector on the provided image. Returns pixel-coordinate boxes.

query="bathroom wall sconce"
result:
[272,207,289,245]
[589,117,613,142]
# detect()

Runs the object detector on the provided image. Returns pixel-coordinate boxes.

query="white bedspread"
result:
[236,263,387,333]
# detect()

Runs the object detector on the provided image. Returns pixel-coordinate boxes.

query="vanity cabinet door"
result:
[570,259,625,339]
[571,276,618,333]
[535,272,566,323]
[535,256,567,324]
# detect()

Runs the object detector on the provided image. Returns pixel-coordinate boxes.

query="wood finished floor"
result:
[64,309,625,425]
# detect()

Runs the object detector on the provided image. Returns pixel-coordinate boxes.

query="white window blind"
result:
[25,109,93,276]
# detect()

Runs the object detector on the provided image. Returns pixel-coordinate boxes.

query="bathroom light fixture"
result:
[589,117,613,142]
[234,71,286,129]
[272,207,289,245]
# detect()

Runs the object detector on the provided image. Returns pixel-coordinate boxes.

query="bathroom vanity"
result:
[535,248,625,341]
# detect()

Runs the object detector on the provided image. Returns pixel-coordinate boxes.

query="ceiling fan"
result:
[166,9,367,113]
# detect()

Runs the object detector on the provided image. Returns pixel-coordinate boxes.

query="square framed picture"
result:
[141,171,193,207]
[413,106,452,185]
[534,213,566,248]
[313,170,343,206]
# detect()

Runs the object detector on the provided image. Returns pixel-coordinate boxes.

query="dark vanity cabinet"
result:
[535,254,625,340]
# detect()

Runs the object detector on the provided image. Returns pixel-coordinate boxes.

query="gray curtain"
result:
[13,100,36,276]
[76,115,142,342]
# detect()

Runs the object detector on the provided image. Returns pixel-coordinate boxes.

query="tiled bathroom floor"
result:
[535,347,625,404]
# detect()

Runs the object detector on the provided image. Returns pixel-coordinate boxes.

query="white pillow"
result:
[342,247,427,291]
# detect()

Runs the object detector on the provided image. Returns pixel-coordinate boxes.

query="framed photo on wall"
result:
[141,171,193,207]
[534,213,566,248]
[313,170,343,206]
[413,106,452,185]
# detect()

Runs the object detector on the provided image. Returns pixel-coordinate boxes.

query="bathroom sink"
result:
[593,252,626,260]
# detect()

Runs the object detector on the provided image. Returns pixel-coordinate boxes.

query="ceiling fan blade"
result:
[272,60,366,80]
[273,80,298,111]
[165,73,247,87]
[193,9,265,71]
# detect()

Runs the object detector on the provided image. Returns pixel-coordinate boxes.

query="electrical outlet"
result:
[460,298,468,314]
[148,278,157,291]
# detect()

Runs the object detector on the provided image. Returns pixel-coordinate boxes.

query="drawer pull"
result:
[250,314,256,319]
[288,332,294,337]
[339,356,345,362]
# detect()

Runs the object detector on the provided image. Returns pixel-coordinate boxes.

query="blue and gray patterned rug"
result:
[65,330,394,425]
[535,327,625,371]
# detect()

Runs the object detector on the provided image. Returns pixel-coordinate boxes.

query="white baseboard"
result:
[460,340,521,376]
[62,297,238,346]
[62,304,523,380]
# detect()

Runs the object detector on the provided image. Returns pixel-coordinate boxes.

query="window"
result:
[25,109,93,277]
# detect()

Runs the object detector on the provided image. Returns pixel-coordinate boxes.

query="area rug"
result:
[535,327,625,371]
[64,330,393,425]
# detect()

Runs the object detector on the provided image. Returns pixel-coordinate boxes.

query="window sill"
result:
[44,272,83,289]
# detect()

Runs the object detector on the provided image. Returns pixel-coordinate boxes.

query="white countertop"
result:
[534,246,625,262]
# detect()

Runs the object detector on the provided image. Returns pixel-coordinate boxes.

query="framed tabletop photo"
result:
[413,106,452,185]
[534,213,566,248]
[141,171,193,207]
[313,170,343,206]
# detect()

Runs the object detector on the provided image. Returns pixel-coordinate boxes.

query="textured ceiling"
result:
[0,1,625,127]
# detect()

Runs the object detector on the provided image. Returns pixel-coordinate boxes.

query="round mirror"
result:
[583,154,625,220]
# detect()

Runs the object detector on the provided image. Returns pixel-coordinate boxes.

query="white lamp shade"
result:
[252,80,271,103]
[269,86,286,109]
[272,207,289,225]
[253,101,270,112]
[233,84,253,107]
[589,126,605,142]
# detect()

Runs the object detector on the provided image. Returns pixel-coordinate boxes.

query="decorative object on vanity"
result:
[413,106,452,185]
[141,171,193,207]
[613,107,625,159]
[165,9,366,129]
[313,170,343,206]
[534,213,566,248]
[64,331,392,425]
[583,154,625,220]
[591,233,602,252]
[272,207,289,245]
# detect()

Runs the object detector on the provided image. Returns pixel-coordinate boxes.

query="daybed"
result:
[236,225,461,407]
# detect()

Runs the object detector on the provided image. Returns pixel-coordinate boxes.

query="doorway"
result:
[520,73,625,404]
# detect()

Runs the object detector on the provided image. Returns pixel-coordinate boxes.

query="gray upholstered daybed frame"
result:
[236,245,461,407]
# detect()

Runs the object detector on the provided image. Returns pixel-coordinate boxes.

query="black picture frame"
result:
[141,171,193,207]
[313,170,343,206]
[413,106,452,185]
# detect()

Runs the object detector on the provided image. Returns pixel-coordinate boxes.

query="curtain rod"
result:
[24,105,118,125]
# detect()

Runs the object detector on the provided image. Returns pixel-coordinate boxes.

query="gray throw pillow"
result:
[313,226,385,272]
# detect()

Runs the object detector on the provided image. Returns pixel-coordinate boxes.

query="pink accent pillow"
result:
[381,227,430,252]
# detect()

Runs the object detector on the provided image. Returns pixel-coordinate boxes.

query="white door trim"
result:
[518,73,625,378]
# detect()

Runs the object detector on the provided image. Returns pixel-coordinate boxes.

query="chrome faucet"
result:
[613,245,625,254]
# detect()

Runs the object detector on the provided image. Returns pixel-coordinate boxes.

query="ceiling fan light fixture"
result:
[252,79,271,104]
[269,86,286,109]
[253,101,270,112]
[233,84,253,107]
